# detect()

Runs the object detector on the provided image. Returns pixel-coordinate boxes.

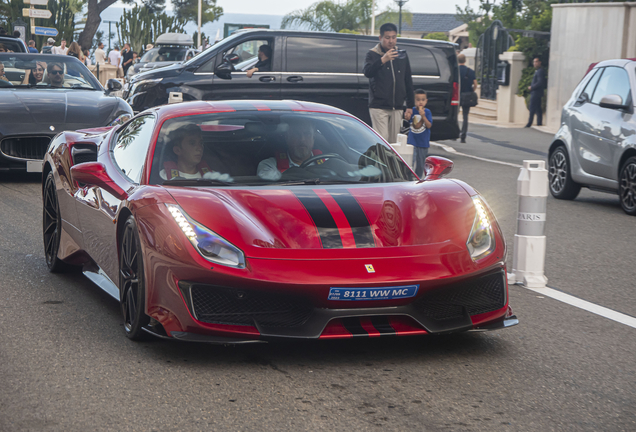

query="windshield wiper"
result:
[163,178,234,186]
[267,178,322,186]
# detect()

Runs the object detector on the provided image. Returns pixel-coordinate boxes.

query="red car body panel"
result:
[43,100,517,343]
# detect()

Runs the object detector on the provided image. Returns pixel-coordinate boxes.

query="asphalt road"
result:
[1,125,635,431]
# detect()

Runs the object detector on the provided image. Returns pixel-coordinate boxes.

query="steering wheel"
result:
[299,153,348,169]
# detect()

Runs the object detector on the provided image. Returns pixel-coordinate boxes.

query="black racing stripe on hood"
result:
[327,189,376,248]
[293,189,343,249]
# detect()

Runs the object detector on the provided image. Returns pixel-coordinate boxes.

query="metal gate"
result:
[476,20,515,100]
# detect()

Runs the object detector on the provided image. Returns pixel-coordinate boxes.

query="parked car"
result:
[548,59,636,215]
[0,35,27,53]
[41,99,516,343]
[0,53,133,172]
[125,29,460,141]
[126,33,199,80]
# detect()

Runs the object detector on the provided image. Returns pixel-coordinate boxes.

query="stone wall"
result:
[547,2,636,132]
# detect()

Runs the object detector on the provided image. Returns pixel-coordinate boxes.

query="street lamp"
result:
[394,0,409,36]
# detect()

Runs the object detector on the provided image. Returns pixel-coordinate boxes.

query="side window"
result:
[591,66,631,105]
[226,39,272,71]
[405,46,439,76]
[286,37,357,74]
[580,68,602,102]
[112,115,156,183]
[197,54,217,73]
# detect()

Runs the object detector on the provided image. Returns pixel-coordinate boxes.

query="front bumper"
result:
[167,269,514,341]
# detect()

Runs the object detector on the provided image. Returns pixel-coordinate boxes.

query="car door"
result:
[281,36,359,116]
[203,37,281,102]
[75,115,156,281]
[576,66,632,180]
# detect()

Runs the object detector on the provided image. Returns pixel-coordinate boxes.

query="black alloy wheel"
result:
[43,172,73,272]
[548,146,581,200]
[619,156,636,216]
[119,216,150,340]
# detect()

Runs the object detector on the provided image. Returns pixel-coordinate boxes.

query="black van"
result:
[125,29,460,141]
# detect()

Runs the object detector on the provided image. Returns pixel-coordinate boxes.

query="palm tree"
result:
[281,0,372,33]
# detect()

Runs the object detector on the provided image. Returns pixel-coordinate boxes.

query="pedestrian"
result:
[525,56,546,128]
[458,53,477,143]
[363,22,414,143]
[83,49,92,66]
[94,42,107,64]
[109,45,123,78]
[53,39,68,55]
[406,89,433,178]
[27,40,38,53]
[121,43,134,76]
[67,41,82,59]
[41,38,55,54]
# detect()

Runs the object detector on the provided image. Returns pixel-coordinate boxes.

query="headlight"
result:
[166,204,245,268]
[129,77,162,95]
[466,196,496,261]
[109,113,132,126]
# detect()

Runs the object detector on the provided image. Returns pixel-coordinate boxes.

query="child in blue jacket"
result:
[406,89,433,178]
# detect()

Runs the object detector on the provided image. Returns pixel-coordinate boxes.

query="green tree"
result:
[281,0,372,34]
[171,0,222,26]
[117,5,186,53]
[422,32,449,41]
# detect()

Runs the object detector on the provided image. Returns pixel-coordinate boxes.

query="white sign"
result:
[24,0,49,5]
[23,8,52,19]
[518,212,546,222]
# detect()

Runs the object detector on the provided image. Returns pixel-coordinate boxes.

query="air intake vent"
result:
[1,136,52,160]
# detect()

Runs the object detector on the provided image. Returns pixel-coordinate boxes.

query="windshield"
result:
[0,53,101,90]
[141,47,187,63]
[149,111,416,186]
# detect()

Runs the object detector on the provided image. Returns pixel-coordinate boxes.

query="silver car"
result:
[548,59,636,215]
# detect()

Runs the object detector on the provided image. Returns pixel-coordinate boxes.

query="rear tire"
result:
[619,156,636,216]
[43,172,75,272]
[119,216,150,340]
[548,146,581,200]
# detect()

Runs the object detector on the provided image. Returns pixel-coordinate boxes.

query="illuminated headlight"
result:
[109,113,132,126]
[466,196,496,261]
[130,77,162,95]
[166,204,245,268]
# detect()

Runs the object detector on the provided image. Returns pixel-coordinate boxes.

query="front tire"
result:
[619,156,636,216]
[119,216,150,340]
[548,146,581,200]
[43,172,74,272]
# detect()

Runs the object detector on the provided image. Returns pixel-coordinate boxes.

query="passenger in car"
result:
[160,124,214,180]
[257,119,323,181]
[21,61,46,85]
[246,44,272,78]
[0,62,9,82]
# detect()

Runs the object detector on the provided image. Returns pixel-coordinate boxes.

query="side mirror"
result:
[424,156,454,180]
[106,78,122,94]
[214,62,233,80]
[70,162,128,199]
[599,94,630,111]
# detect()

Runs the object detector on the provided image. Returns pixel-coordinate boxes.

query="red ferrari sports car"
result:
[42,100,517,343]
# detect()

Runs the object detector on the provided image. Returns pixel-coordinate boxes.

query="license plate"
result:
[328,285,419,301]
[27,160,43,172]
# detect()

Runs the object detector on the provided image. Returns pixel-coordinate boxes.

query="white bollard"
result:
[507,160,549,288]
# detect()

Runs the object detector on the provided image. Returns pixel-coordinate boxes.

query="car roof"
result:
[227,28,457,48]
[150,100,351,124]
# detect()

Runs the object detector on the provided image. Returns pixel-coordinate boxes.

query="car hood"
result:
[165,180,478,259]
[0,89,120,136]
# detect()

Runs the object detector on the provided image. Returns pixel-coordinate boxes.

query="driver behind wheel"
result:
[257,118,324,181]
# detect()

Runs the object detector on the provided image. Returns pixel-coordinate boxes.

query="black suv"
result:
[125,29,460,140]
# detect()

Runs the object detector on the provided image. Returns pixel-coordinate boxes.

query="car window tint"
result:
[286,37,356,74]
[591,66,631,105]
[404,46,439,76]
[113,115,156,183]
[358,41,378,73]
[580,68,602,102]
[225,39,271,71]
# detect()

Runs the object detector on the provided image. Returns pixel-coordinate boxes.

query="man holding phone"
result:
[363,23,414,143]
